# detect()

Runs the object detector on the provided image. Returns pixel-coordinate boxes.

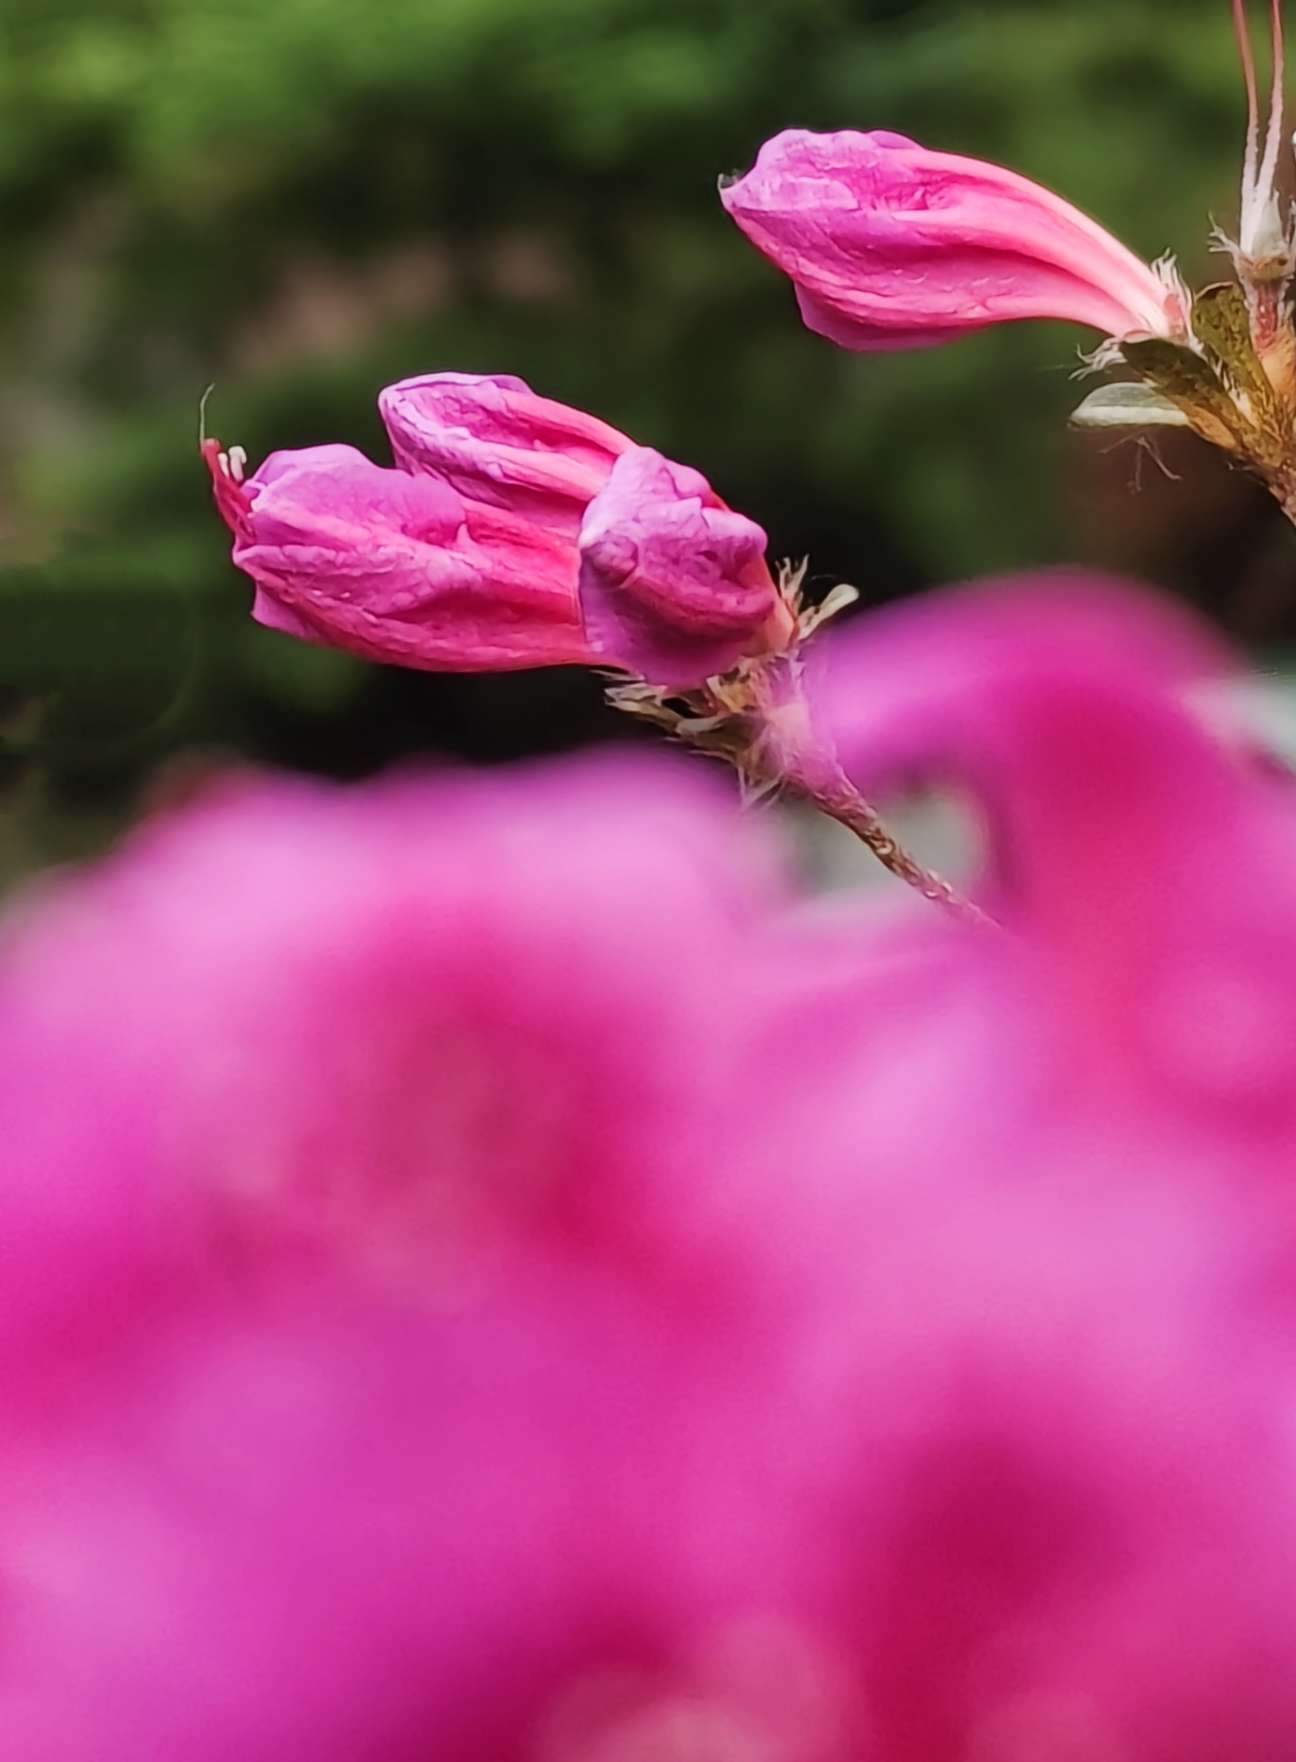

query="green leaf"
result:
[1189,282,1286,440]
[1120,337,1252,453]
[1069,382,1191,429]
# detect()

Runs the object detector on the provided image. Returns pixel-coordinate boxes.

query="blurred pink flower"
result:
[208,377,786,686]
[720,129,1185,350]
[7,581,1296,1756]
[773,1165,1296,1762]
[1,1270,791,1762]
[0,753,790,1323]
[743,576,1296,1759]
[0,752,807,1757]
[818,571,1296,1138]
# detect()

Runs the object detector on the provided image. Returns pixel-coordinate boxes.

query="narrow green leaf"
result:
[1069,383,1191,429]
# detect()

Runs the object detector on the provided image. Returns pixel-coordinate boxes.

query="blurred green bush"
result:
[0,0,1287,865]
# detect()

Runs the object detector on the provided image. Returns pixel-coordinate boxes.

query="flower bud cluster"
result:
[208,373,787,691]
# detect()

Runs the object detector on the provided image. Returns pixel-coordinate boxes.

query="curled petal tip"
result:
[201,436,254,540]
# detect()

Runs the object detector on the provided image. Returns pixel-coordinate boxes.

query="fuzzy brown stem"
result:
[730,656,998,928]
[605,638,996,930]
[777,756,998,931]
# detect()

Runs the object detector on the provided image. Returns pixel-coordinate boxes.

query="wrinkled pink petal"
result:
[721,129,1178,348]
[210,382,786,683]
[219,442,594,672]
[578,447,778,687]
[379,372,634,538]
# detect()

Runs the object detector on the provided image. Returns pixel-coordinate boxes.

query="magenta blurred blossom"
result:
[778,1169,1296,1762]
[819,572,1296,1138]
[720,129,1184,349]
[0,752,822,1759]
[0,753,788,1325]
[750,578,1296,1759]
[7,582,1296,1755]
[578,447,780,687]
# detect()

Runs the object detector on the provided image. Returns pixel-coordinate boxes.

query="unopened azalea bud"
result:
[720,128,1182,351]
[578,447,781,688]
[379,372,634,537]
[209,375,795,687]
[204,439,594,672]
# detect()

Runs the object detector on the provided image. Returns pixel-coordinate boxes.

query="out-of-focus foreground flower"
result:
[6,581,1296,1758]
[206,372,786,688]
[720,128,1185,352]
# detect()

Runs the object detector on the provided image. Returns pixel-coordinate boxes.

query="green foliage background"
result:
[1,0,1289,868]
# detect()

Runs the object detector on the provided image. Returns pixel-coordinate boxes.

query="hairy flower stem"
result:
[605,571,997,930]
[611,686,995,931]
[741,653,998,929]
[759,741,998,931]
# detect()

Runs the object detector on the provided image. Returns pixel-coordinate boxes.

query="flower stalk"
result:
[607,566,996,930]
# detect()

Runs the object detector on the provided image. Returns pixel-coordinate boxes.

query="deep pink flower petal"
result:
[224,443,594,672]
[379,372,633,538]
[200,438,255,538]
[721,129,1178,348]
[817,570,1229,796]
[212,383,783,681]
[578,447,779,687]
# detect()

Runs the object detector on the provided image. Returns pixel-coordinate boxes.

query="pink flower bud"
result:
[204,438,594,672]
[378,372,634,537]
[720,128,1183,350]
[208,376,791,686]
[578,447,780,688]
